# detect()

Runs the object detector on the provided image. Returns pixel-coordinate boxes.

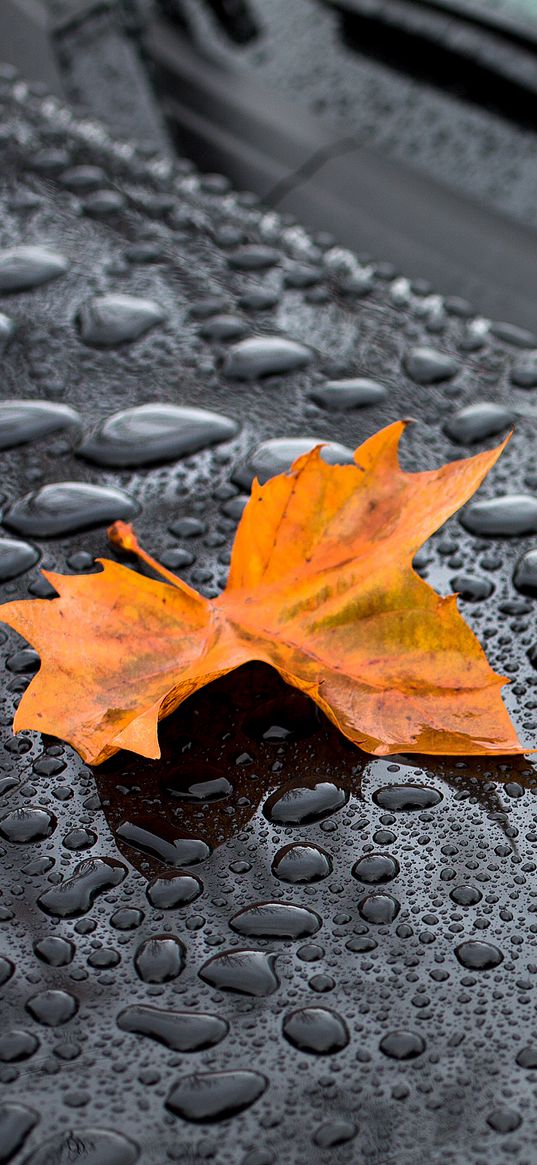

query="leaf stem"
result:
[107,521,199,598]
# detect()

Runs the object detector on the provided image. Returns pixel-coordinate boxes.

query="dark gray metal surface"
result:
[1,70,537,1165]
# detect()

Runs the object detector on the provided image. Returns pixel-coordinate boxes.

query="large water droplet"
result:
[0,1030,39,1062]
[38,857,126,918]
[224,337,312,379]
[461,495,537,537]
[450,573,493,602]
[379,1030,425,1059]
[4,482,138,537]
[0,247,69,293]
[0,537,39,582]
[264,781,347,826]
[444,402,514,445]
[80,404,238,468]
[455,940,503,969]
[229,245,280,270]
[233,438,353,488]
[372,785,442,811]
[313,1120,357,1148]
[25,988,78,1026]
[146,873,203,909]
[117,1006,227,1051]
[513,549,537,595]
[77,295,165,347]
[272,843,332,883]
[0,806,56,844]
[358,892,400,924]
[0,1104,38,1162]
[21,1129,139,1165]
[165,1070,267,1122]
[134,935,186,983]
[199,314,248,341]
[230,901,321,939]
[282,1007,349,1054]
[199,950,280,996]
[352,853,399,884]
[310,377,387,410]
[404,346,458,384]
[487,1108,522,1133]
[117,819,210,867]
[0,401,80,451]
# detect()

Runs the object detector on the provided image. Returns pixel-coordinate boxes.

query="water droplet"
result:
[282,1006,349,1054]
[0,401,80,451]
[516,1046,537,1068]
[313,1119,357,1147]
[0,312,16,356]
[272,843,332,883]
[77,295,165,347]
[461,495,537,537]
[233,437,353,489]
[6,648,39,674]
[238,288,280,311]
[451,573,494,602]
[0,247,69,293]
[444,402,514,445]
[0,1104,38,1161]
[513,549,537,596]
[25,988,78,1026]
[0,958,15,986]
[38,857,126,918]
[199,950,280,996]
[284,263,323,288]
[4,482,139,537]
[117,1005,227,1051]
[80,404,238,468]
[146,873,203,909]
[34,936,75,966]
[264,781,348,825]
[21,1129,139,1165]
[0,1030,39,1062]
[511,354,537,387]
[0,538,39,582]
[230,901,321,939]
[487,1108,522,1133]
[379,1030,425,1059]
[164,772,233,802]
[310,377,387,410]
[224,337,312,379]
[455,940,503,969]
[82,190,126,216]
[165,1070,267,1123]
[116,819,210,867]
[450,885,482,906]
[60,165,107,190]
[0,806,56,844]
[358,893,400,924]
[490,321,537,348]
[168,517,205,538]
[229,245,280,270]
[199,314,248,341]
[134,935,186,983]
[372,785,442,811]
[352,853,399,884]
[404,346,458,384]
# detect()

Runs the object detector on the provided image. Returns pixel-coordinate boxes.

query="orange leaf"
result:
[0,421,525,763]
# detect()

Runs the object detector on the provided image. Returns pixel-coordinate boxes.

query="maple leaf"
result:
[0,421,525,764]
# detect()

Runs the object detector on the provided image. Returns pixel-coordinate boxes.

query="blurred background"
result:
[1,0,537,326]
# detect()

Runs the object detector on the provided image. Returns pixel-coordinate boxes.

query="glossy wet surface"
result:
[1,68,537,1165]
